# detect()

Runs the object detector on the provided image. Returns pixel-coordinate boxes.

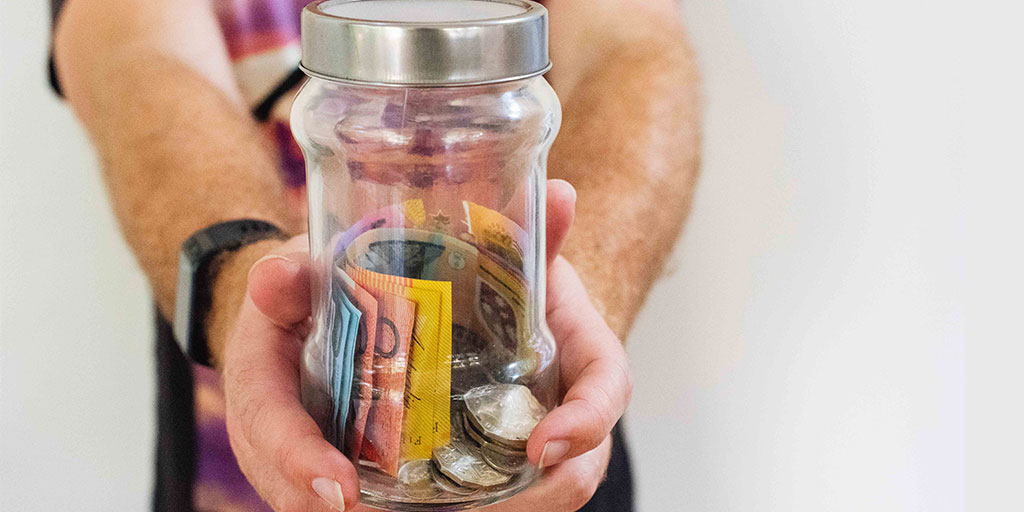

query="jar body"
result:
[292,75,561,509]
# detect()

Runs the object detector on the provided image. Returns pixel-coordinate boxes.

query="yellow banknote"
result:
[349,265,452,462]
[463,200,530,273]
[475,251,536,372]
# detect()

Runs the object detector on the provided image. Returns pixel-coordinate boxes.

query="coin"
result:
[462,413,525,457]
[432,441,513,490]
[398,459,442,500]
[464,384,547,449]
[480,446,529,474]
[429,463,477,496]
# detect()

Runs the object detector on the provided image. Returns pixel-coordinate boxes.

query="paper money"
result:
[349,265,453,463]
[463,200,529,273]
[474,252,531,367]
[334,199,427,257]
[347,227,460,280]
[377,207,538,377]
[300,336,333,441]
[338,270,378,461]
[359,287,416,477]
[332,279,361,447]
[346,227,484,359]
[462,201,534,368]
[328,285,350,447]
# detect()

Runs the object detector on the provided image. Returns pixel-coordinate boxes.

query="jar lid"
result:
[300,0,550,87]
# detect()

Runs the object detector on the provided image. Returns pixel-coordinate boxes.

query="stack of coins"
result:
[431,441,512,493]
[460,384,546,475]
[397,459,441,500]
[406,384,548,498]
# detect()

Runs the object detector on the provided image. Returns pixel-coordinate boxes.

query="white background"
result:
[1,0,983,510]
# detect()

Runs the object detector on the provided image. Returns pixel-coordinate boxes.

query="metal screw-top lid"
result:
[300,0,550,87]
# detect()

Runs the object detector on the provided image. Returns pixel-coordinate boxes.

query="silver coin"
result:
[464,384,547,449]
[465,401,527,451]
[481,446,529,475]
[462,413,526,457]
[432,441,513,490]
[398,459,442,500]
[429,464,477,496]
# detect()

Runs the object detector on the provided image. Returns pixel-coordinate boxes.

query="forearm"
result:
[54,0,303,362]
[549,14,701,338]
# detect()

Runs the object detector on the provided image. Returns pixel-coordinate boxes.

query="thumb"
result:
[247,239,312,329]
[546,179,577,266]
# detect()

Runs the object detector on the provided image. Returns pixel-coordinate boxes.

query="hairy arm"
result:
[546,0,701,337]
[54,0,699,364]
[53,0,302,365]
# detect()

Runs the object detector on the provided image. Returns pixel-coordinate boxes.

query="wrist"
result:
[206,238,286,369]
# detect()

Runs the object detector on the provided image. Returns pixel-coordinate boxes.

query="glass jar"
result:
[292,0,561,509]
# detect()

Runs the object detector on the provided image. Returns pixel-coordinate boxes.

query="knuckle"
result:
[275,432,304,470]
[228,363,267,393]
[225,413,243,446]
[570,384,617,433]
[582,412,611,450]
[239,393,276,442]
[276,431,321,474]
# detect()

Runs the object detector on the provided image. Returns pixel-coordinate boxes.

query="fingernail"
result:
[552,179,578,204]
[247,255,295,281]
[539,440,571,468]
[312,477,346,511]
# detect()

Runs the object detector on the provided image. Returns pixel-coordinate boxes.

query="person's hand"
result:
[219,233,360,512]
[217,179,631,511]
[480,181,633,511]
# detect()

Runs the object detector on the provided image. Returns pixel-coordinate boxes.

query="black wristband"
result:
[173,220,286,366]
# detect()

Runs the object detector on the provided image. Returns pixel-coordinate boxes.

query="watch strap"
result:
[174,219,286,367]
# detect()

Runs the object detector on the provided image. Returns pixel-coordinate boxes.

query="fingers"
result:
[224,305,360,510]
[222,248,360,511]
[247,235,313,330]
[487,435,613,512]
[546,179,577,266]
[531,357,629,467]
[528,257,632,468]
[228,423,345,512]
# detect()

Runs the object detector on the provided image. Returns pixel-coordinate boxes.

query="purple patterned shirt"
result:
[194,2,309,510]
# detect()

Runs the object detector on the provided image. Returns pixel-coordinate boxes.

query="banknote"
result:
[347,227,453,280]
[336,284,361,448]
[344,224,542,388]
[337,270,379,461]
[345,227,483,356]
[349,264,453,463]
[463,200,530,274]
[475,251,536,375]
[300,334,333,441]
[328,286,350,447]
[461,201,542,377]
[333,199,427,258]
[350,221,532,363]
[358,285,416,477]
